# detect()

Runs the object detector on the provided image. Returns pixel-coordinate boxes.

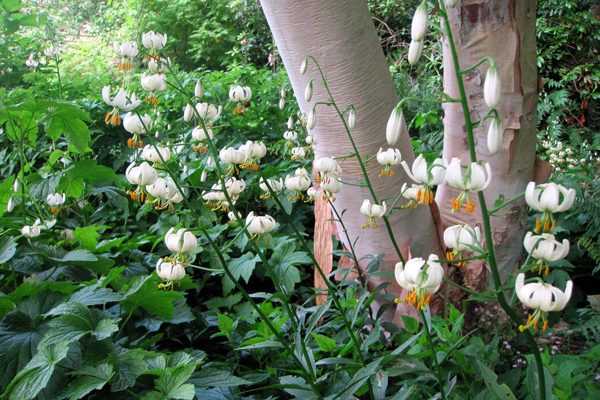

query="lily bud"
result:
[300,58,308,75]
[484,62,501,108]
[183,104,194,122]
[487,117,503,154]
[444,0,459,7]
[411,2,428,41]
[408,40,424,65]
[278,97,285,110]
[307,109,316,130]
[386,105,406,146]
[194,80,203,97]
[287,116,294,130]
[304,80,313,102]
[347,108,356,129]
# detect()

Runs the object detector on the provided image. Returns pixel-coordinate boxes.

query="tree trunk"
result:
[260,0,441,321]
[436,0,538,282]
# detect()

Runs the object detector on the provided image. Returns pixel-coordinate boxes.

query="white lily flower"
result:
[285,168,311,197]
[306,186,320,202]
[395,254,444,309]
[360,199,387,228]
[191,126,213,142]
[483,62,501,108]
[219,147,246,165]
[125,162,158,186]
[165,228,197,254]
[400,155,446,204]
[314,157,341,178]
[142,144,171,163]
[195,103,222,122]
[141,73,167,92]
[411,2,428,41]
[321,176,343,200]
[21,224,42,238]
[259,177,284,199]
[377,147,402,176]
[515,273,572,332]
[142,31,167,50]
[523,232,569,269]
[443,224,482,252]
[102,86,141,111]
[246,212,277,235]
[156,258,186,282]
[445,157,491,213]
[283,130,298,142]
[116,42,138,58]
[225,177,246,197]
[147,177,181,205]
[386,106,406,146]
[46,193,66,207]
[400,183,425,208]
[291,147,306,160]
[229,85,252,102]
[525,182,575,233]
[123,113,152,135]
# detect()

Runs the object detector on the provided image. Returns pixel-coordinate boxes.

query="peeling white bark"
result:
[436,0,538,280]
[260,0,441,320]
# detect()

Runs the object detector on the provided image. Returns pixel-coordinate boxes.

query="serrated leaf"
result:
[59,363,114,400]
[122,275,184,319]
[2,340,70,400]
[74,226,102,250]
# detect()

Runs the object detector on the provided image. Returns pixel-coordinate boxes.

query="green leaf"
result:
[474,359,517,400]
[47,111,90,153]
[49,249,98,263]
[59,363,114,400]
[269,240,310,292]
[40,303,119,346]
[111,349,149,392]
[217,313,234,339]
[2,340,70,400]
[190,368,251,388]
[228,253,259,283]
[152,354,198,399]
[45,282,122,316]
[74,226,102,250]
[0,236,17,263]
[312,333,337,353]
[122,275,184,319]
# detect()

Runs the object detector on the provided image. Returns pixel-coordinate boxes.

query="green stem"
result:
[420,308,446,400]
[307,56,405,264]
[438,2,546,399]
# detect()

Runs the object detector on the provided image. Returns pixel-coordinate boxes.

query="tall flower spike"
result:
[515,273,572,333]
[445,157,491,213]
[395,254,444,310]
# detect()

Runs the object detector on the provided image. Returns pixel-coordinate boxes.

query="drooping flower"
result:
[443,224,483,266]
[445,157,491,213]
[386,105,406,146]
[102,86,141,126]
[146,177,183,208]
[156,258,186,282]
[487,117,503,154]
[126,162,158,186]
[229,85,252,114]
[46,192,66,215]
[483,61,501,109]
[239,140,267,170]
[115,42,138,71]
[360,199,387,229]
[515,273,572,333]
[523,232,569,275]
[191,126,213,153]
[142,31,167,50]
[306,186,320,202]
[259,177,285,199]
[400,155,446,205]
[141,74,166,105]
[123,113,152,136]
[525,182,575,233]
[395,254,444,310]
[165,228,197,254]
[142,144,171,163]
[21,223,42,238]
[246,212,277,235]
[313,157,341,180]
[400,183,425,208]
[320,175,343,201]
[291,146,306,160]
[377,148,402,176]
[219,147,247,166]
[283,130,298,142]
[195,103,222,122]
[285,168,311,200]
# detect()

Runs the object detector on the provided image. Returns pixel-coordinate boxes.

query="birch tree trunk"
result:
[436,0,538,283]
[260,0,441,321]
